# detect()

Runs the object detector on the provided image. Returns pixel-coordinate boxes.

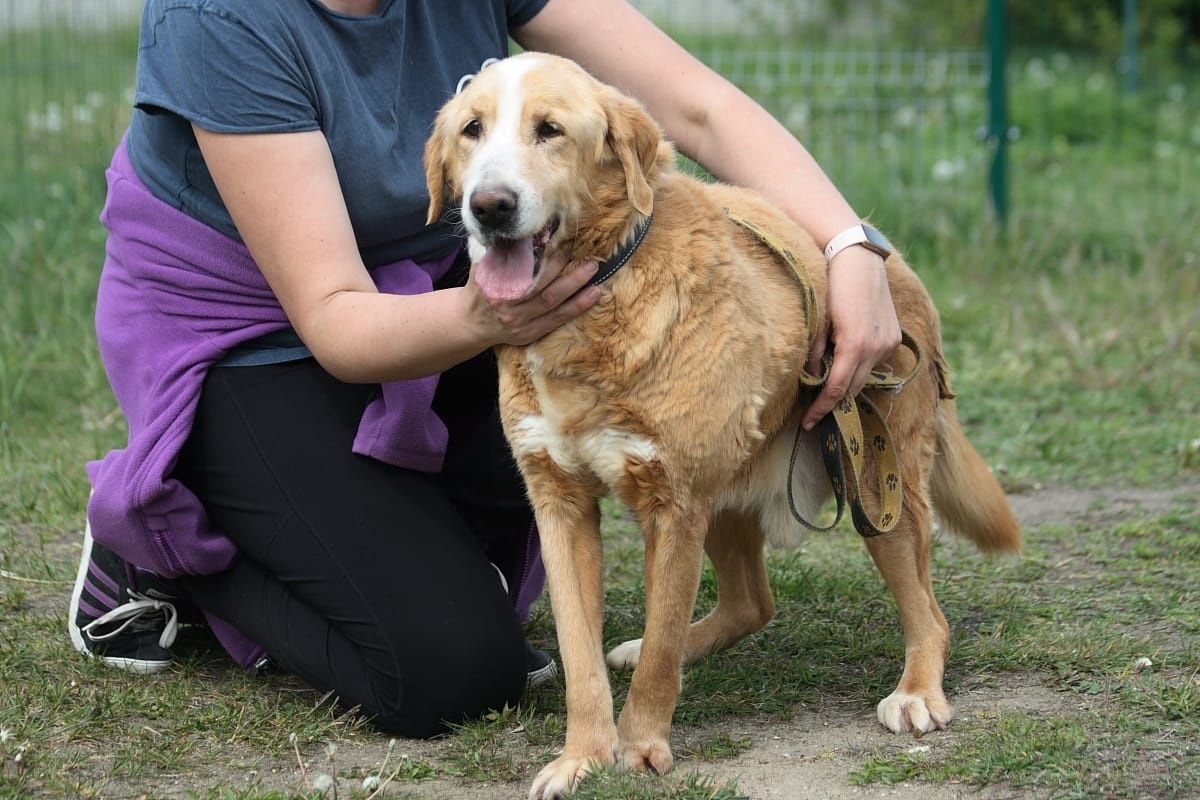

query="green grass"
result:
[2,19,1200,800]
[8,499,1198,797]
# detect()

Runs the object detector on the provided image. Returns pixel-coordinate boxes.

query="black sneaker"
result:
[68,522,179,674]
[525,641,559,690]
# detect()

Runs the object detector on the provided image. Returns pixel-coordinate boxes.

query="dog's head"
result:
[424,52,668,301]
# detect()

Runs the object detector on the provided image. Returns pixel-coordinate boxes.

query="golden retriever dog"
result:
[424,52,1021,800]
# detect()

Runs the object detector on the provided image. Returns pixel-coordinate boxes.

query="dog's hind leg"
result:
[606,508,774,670]
[615,493,709,775]
[863,459,954,735]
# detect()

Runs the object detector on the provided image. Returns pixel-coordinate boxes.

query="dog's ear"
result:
[423,109,453,226]
[601,89,662,216]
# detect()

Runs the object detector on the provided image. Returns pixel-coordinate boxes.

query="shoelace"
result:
[82,589,179,650]
[491,562,509,594]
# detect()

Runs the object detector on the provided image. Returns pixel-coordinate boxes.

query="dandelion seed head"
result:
[931,158,964,182]
[893,105,917,128]
[311,772,335,793]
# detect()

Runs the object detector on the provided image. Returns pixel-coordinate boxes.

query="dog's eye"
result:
[462,119,482,139]
[536,121,563,142]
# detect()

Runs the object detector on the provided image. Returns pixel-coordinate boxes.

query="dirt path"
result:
[146,675,1074,799]
[700,676,1075,800]
[1004,485,1193,530]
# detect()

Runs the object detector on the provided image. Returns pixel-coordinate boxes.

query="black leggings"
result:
[174,351,533,737]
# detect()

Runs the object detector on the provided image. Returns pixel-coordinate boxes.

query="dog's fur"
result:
[425,53,1022,800]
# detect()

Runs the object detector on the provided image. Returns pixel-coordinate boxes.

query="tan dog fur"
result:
[424,53,1022,800]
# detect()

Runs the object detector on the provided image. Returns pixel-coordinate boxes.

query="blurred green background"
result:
[1,0,1198,532]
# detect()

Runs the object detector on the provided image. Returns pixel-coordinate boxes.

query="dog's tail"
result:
[930,400,1022,553]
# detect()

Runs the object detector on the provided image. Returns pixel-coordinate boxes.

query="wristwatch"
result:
[823,223,894,263]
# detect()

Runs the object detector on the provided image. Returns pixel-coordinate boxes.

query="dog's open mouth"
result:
[475,217,561,301]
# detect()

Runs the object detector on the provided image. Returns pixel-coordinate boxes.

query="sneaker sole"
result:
[526,657,560,691]
[68,520,172,675]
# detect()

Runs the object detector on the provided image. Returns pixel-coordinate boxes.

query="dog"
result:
[424,52,1022,800]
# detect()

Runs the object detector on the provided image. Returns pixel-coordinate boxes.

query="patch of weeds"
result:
[440,705,534,782]
[853,679,1200,798]
[1121,669,1200,729]
[850,751,927,785]
[678,731,754,762]
[289,737,445,799]
[372,754,438,783]
[109,735,196,779]
[853,712,1108,795]
[187,791,323,800]
[514,707,567,749]
[572,768,748,800]
[0,587,26,614]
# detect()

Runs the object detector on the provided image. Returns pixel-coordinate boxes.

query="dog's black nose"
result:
[469,187,519,231]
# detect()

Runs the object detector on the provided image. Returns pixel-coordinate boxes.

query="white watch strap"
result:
[823,224,870,262]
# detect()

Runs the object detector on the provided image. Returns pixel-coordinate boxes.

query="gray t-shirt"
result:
[128,0,549,268]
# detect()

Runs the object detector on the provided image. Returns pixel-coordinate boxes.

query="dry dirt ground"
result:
[133,676,1073,800]
[87,484,1194,800]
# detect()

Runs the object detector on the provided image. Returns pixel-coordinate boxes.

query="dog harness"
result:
[724,210,925,538]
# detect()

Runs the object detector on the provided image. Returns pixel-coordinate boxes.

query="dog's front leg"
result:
[525,467,614,800]
[616,497,708,774]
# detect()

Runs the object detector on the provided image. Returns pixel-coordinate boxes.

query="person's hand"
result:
[802,247,901,430]
[466,255,602,346]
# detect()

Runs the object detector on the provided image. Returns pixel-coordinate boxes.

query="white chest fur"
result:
[508,351,659,486]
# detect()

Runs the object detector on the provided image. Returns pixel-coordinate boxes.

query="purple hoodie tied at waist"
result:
[86,137,544,667]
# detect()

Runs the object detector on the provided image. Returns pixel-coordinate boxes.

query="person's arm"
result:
[193,126,599,383]
[514,0,901,429]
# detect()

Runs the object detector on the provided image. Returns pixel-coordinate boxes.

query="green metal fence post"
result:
[986,0,1010,225]
[1123,0,1140,93]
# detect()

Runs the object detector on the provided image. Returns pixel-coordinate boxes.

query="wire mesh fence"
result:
[1,1,1196,250]
[2,1,138,244]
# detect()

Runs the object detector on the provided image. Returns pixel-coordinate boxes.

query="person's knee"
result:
[364,623,526,738]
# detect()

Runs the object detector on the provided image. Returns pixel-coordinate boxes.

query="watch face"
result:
[863,225,893,256]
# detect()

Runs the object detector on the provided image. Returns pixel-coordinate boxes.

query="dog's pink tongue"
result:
[475,238,536,301]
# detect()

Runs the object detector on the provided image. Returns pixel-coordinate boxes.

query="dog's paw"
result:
[528,756,595,800]
[876,690,954,735]
[605,638,643,671]
[529,746,616,800]
[618,736,674,775]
